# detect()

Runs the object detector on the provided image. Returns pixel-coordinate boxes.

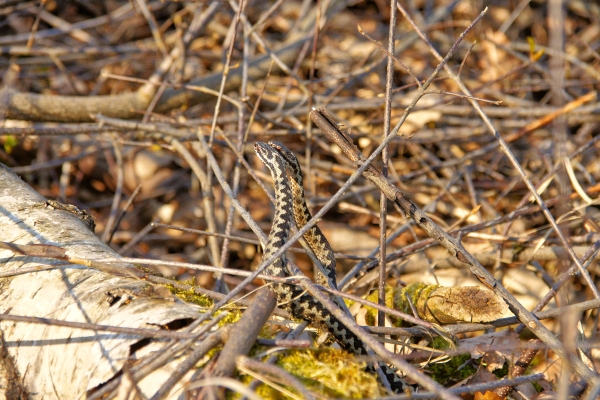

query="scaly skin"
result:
[254,141,408,393]
[268,140,337,289]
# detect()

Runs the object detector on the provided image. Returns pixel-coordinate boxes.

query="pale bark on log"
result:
[0,163,204,399]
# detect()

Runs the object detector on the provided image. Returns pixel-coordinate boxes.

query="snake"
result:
[267,141,337,289]
[254,141,408,393]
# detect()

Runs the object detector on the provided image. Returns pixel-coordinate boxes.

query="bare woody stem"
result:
[310,107,598,384]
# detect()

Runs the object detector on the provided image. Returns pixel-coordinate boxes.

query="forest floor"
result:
[1,0,600,399]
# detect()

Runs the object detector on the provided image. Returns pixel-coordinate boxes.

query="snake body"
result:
[254,141,407,393]
[268,141,337,289]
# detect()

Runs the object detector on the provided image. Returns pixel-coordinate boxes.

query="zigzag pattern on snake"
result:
[254,141,407,393]
[267,141,337,289]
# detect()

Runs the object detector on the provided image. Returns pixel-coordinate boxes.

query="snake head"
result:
[268,141,293,160]
[268,141,302,174]
[254,141,273,164]
[255,141,286,174]
[267,140,286,152]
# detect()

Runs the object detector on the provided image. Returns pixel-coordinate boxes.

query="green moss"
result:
[491,362,508,378]
[426,354,475,385]
[218,309,244,327]
[365,287,393,326]
[364,284,438,326]
[425,337,476,385]
[162,282,245,328]
[3,135,18,154]
[364,285,408,326]
[162,280,214,308]
[279,349,383,398]
[237,349,384,399]
[175,288,214,308]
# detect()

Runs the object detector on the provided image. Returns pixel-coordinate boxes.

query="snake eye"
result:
[255,142,273,161]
